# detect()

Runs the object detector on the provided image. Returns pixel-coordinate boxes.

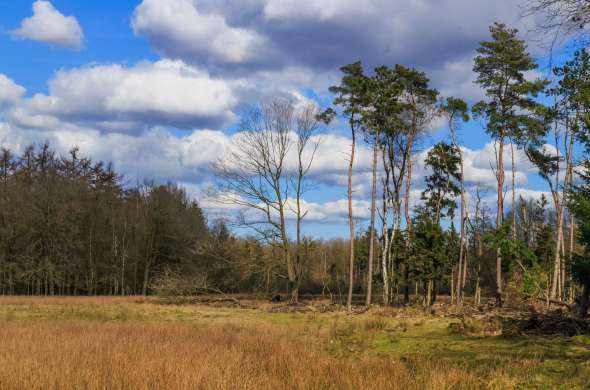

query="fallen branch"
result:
[193,287,252,308]
[534,297,573,310]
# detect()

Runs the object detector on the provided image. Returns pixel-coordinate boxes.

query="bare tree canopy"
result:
[525,0,590,45]
[212,100,322,302]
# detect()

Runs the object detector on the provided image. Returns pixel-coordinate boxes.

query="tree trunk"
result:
[403,143,414,305]
[510,139,517,241]
[462,248,469,294]
[366,139,379,306]
[457,145,467,305]
[295,181,303,305]
[431,279,437,303]
[550,206,564,300]
[475,263,481,306]
[142,260,150,296]
[568,137,575,301]
[425,279,433,307]
[290,280,300,304]
[381,181,390,306]
[496,136,505,307]
[280,218,295,303]
[347,129,356,312]
[579,284,589,317]
[451,267,455,304]
[569,213,575,302]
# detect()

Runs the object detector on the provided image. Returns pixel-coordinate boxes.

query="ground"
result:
[0,296,588,389]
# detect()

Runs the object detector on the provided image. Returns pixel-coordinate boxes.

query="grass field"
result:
[0,297,588,389]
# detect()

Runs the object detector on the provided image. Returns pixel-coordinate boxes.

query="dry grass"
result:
[0,296,587,389]
[0,320,478,390]
[0,295,157,305]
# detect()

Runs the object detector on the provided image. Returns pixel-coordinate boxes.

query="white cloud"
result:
[11,1,83,50]
[130,0,533,100]
[460,142,536,187]
[262,0,369,22]
[132,0,266,64]
[0,75,26,107]
[5,59,337,135]
[21,60,237,131]
[201,190,372,224]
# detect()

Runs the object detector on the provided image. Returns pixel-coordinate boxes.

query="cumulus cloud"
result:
[201,193,372,225]
[5,59,338,135]
[0,75,26,107]
[11,1,83,50]
[132,0,267,65]
[465,142,537,185]
[131,0,531,100]
[17,60,238,132]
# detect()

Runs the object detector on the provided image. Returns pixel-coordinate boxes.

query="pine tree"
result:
[473,22,548,306]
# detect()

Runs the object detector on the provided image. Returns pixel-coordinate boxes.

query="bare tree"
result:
[213,102,295,300]
[525,0,590,47]
[213,101,322,303]
[291,103,321,302]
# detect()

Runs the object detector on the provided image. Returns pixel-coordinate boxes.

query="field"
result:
[0,297,588,389]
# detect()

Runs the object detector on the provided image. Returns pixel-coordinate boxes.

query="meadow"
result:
[0,296,588,389]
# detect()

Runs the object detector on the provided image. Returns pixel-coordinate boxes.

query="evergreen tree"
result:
[473,22,548,306]
[421,142,461,224]
[570,159,590,316]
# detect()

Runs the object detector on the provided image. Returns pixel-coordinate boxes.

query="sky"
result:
[0,0,577,238]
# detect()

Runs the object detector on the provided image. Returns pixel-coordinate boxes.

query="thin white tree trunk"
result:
[496,136,505,306]
[366,139,379,306]
[347,129,356,312]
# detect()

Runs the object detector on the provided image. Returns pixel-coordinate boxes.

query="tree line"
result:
[0,142,367,298]
[0,143,212,295]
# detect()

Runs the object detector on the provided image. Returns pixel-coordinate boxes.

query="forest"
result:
[1,20,590,320]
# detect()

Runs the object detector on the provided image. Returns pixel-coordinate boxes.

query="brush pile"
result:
[450,310,590,337]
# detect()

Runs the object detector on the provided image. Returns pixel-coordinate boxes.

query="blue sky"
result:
[0,1,155,92]
[0,1,579,239]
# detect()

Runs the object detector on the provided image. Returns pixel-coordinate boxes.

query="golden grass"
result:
[0,296,587,389]
[0,320,479,390]
[0,295,156,305]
